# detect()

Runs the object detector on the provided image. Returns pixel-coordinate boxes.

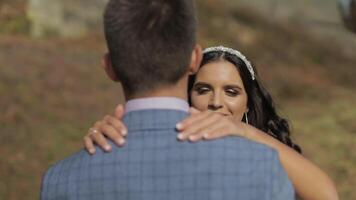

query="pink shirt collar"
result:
[124,97,189,114]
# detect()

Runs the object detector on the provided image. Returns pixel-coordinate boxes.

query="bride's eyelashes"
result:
[224,86,241,97]
[195,86,210,95]
[225,88,239,97]
[193,83,241,97]
[193,83,211,95]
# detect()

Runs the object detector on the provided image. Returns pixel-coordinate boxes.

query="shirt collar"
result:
[124,97,189,114]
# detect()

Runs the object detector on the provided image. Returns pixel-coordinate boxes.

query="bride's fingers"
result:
[84,135,96,154]
[203,121,246,140]
[99,122,126,147]
[178,113,222,141]
[202,123,230,140]
[103,115,127,136]
[176,110,213,131]
[89,127,112,152]
[187,120,223,142]
[115,104,125,119]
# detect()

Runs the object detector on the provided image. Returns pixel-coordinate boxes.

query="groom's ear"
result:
[102,53,120,82]
[188,44,202,75]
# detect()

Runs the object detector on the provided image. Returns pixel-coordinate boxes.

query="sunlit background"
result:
[0,0,355,199]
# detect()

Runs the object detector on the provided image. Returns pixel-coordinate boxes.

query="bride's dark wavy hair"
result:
[188,51,302,153]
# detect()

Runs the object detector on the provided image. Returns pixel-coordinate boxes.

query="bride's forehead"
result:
[197,61,241,78]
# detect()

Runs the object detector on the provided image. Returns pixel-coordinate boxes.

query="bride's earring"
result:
[244,112,249,125]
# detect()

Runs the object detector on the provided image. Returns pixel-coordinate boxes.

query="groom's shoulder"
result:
[40,149,94,198]
[42,149,89,184]
[210,136,279,161]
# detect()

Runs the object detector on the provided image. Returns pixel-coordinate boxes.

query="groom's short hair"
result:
[104,0,197,96]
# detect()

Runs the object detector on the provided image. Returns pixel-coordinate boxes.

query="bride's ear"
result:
[188,44,202,75]
[102,53,120,82]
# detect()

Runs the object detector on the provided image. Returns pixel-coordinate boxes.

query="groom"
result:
[41,0,295,199]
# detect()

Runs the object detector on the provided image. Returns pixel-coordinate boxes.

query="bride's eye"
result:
[195,86,210,95]
[225,88,239,97]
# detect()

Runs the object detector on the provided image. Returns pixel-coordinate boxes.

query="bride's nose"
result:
[208,91,223,110]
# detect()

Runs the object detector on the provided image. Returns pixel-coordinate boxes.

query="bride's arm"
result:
[241,123,338,200]
[83,106,339,200]
[177,108,339,200]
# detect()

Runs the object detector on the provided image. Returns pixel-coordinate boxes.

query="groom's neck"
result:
[125,76,189,102]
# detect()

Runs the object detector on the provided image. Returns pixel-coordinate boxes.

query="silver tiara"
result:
[203,46,256,80]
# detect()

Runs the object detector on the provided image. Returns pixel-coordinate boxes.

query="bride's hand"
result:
[83,104,127,154]
[176,107,249,142]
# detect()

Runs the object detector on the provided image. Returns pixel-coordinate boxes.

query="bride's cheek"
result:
[191,96,208,111]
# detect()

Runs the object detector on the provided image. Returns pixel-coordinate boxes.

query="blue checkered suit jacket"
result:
[41,109,295,200]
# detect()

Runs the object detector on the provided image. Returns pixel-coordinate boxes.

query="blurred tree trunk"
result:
[339,0,356,33]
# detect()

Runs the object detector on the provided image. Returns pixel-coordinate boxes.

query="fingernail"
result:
[104,145,111,151]
[121,129,127,136]
[203,133,209,139]
[176,123,182,130]
[188,135,195,141]
[89,149,95,154]
[177,134,184,140]
[118,138,125,145]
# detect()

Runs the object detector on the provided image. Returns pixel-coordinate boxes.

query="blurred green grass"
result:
[1,0,355,199]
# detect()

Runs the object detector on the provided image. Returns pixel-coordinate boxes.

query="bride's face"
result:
[190,60,248,121]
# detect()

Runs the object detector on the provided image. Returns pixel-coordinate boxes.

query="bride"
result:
[84,46,339,200]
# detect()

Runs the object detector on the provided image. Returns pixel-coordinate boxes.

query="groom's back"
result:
[41,110,294,200]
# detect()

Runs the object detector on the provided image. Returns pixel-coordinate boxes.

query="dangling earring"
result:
[244,112,249,125]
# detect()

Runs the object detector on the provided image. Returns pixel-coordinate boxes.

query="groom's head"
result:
[103,0,201,97]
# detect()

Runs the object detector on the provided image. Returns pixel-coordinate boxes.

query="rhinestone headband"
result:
[203,46,256,80]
